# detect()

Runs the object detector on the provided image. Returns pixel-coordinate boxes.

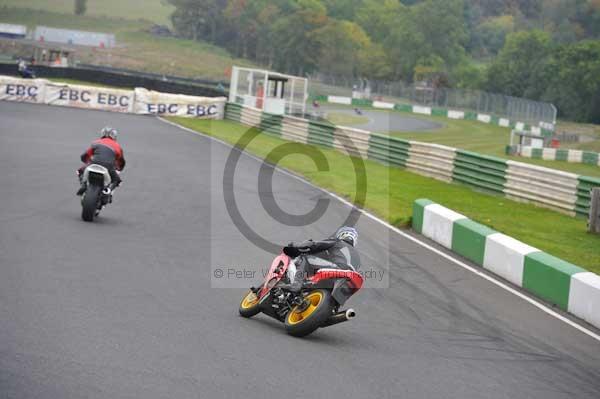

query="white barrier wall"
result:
[568,273,600,328]
[0,76,226,120]
[447,110,465,120]
[328,96,352,105]
[0,23,27,38]
[134,88,225,119]
[412,106,432,115]
[421,204,466,249]
[45,82,134,113]
[372,101,395,109]
[477,114,491,123]
[499,118,510,127]
[0,76,46,103]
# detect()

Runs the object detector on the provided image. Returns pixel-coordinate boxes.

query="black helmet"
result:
[335,226,358,247]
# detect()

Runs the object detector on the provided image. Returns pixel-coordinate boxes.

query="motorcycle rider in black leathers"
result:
[280,226,360,293]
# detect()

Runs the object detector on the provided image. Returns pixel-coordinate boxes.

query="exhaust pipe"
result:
[321,309,356,327]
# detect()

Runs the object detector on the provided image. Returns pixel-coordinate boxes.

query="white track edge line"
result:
[157,117,600,342]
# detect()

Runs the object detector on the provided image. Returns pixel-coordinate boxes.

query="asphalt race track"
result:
[319,105,443,133]
[1,101,599,399]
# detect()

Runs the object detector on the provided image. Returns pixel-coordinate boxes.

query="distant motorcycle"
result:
[354,107,363,115]
[17,61,36,79]
[79,164,116,222]
[239,251,363,337]
[19,67,36,79]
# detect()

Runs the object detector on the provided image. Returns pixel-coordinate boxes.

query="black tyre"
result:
[239,290,261,318]
[284,289,334,337]
[81,185,100,222]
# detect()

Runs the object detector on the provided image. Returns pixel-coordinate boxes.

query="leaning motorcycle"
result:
[238,251,363,337]
[79,164,115,222]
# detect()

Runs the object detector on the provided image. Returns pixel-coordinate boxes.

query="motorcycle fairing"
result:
[82,164,111,187]
[309,268,364,290]
[259,253,290,298]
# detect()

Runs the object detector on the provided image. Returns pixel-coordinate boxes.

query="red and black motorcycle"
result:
[238,251,364,337]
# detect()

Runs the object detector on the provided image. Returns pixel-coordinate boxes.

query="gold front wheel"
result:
[239,290,261,318]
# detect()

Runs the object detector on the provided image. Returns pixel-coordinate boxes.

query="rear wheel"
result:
[81,185,100,222]
[239,290,261,318]
[284,289,333,337]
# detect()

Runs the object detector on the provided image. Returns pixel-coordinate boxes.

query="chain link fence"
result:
[309,74,557,126]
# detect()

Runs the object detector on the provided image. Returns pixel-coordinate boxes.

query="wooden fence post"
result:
[589,188,600,234]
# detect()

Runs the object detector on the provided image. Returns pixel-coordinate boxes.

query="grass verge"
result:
[0,1,174,26]
[169,117,600,274]
[321,104,600,177]
[390,112,600,177]
[0,7,255,80]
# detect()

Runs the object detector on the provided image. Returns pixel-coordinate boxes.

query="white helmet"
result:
[100,126,118,140]
[335,226,358,247]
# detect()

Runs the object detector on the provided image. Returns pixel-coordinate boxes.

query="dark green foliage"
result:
[485,32,600,123]
[485,30,552,99]
[166,0,600,122]
[74,0,87,16]
[542,40,600,123]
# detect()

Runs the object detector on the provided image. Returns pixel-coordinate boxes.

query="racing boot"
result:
[76,169,86,196]
[76,182,87,196]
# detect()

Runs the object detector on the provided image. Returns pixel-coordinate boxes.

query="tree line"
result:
[163,0,600,122]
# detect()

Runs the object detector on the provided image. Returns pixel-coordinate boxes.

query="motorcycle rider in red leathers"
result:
[77,127,126,195]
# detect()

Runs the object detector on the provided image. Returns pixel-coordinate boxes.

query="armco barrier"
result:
[333,126,371,158]
[226,103,600,218]
[577,176,600,217]
[307,120,335,148]
[406,141,456,182]
[367,134,410,168]
[504,161,579,215]
[260,112,283,137]
[0,75,226,119]
[452,151,507,194]
[281,116,310,143]
[240,106,262,127]
[412,199,600,328]
[225,102,242,123]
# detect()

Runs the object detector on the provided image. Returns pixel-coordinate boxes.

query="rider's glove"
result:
[283,244,300,258]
